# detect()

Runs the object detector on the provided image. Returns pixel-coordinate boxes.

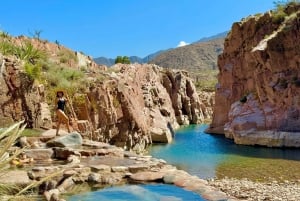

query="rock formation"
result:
[0,53,52,128]
[79,64,204,151]
[207,3,300,147]
[0,33,209,151]
[198,91,215,121]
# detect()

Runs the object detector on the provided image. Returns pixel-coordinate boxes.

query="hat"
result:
[56,90,64,96]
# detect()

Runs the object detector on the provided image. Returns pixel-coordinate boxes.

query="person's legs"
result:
[56,120,61,135]
[57,109,71,133]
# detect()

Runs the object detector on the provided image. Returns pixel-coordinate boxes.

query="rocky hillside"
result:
[207,2,300,147]
[0,34,103,128]
[0,33,210,151]
[149,38,224,71]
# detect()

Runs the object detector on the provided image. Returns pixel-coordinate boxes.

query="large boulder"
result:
[46,132,83,148]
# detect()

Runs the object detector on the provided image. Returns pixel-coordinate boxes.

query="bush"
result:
[57,49,78,64]
[272,0,300,24]
[15,41,46,64]
[0,40,15,55]
[115,56,131,64]
[24,62,41,80]
[0,31,10,38]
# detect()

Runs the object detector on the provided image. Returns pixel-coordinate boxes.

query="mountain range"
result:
[94,31,228,68]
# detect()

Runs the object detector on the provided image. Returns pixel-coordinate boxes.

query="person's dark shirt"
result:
[57,98,66,111]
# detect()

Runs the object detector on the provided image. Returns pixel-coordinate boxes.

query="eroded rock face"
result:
[81,64,204,151]
[0,54,52,128]
[207,4,300,147]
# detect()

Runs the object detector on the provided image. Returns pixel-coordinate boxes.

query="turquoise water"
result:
[149,124,300,178]
[68,184,205,201]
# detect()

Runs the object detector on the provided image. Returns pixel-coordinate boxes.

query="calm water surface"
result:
[149,124,300,178]
[68,184,205,201]
[68,124,300,200]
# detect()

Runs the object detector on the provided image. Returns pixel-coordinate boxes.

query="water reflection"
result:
[68,184,205,201]
[149,124,300,178]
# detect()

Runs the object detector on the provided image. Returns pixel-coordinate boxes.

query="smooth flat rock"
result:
[41,129,68,138]
[90,164,111,172]
[130,171,165,181]
[46,132,82,148]
[111,166,129,172]
[0,170,31,185]
[24,148,54,160]
[54,147,80,159]
[128,164,149,173]
[82,139,111,149]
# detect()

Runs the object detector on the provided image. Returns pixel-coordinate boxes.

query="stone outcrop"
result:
[198,91,215,121]
[207,3,300,147]
[80,64,204,151]
[0,53,52,128]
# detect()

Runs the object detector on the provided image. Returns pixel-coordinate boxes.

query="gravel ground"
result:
[208,178,300,201]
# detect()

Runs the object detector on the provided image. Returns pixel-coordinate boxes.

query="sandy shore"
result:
[208,178,300,201]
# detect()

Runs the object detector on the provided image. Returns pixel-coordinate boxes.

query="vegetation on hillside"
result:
[0,31,89,110]
[0,34,46,80]
[194,70,218,92]
[272,0,300,23]
[115,56,131,64]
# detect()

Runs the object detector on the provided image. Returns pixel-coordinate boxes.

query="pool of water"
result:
[68,184,205,201]
[149,124,300,179]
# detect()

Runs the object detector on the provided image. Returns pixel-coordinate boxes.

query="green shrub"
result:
[24,62,41,80]
[0,31,10,38]
[57,49,78,64]
[16,41,46,64]
[115,56,131,64]
[272,9,287,24]
[272,0,300,24]
[0,40,16,55]
[240,95,248,103]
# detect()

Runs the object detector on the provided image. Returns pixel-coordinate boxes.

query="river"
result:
[68,124,300,200]
[149,124,300,179]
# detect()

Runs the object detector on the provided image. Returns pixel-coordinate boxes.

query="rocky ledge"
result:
[0,132,237,201]
[209,178,300,201]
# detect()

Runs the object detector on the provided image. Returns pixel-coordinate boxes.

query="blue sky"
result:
[0,0,276,58]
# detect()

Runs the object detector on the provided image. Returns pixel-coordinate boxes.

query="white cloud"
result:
[177,41,189,47]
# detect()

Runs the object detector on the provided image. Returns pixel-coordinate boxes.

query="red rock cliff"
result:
[79,64,205,152]
[207,3,300,147]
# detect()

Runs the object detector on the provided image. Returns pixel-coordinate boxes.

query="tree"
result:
[115,56,123,64]
[115,56,131,64]
[29,30,43,41]
[122,56,131,64]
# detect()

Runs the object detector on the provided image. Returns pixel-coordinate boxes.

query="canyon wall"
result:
[207,4,300,147]
[77,64,206,152]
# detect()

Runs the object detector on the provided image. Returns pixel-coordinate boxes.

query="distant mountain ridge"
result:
[194,31,228,43]
[94,49,166,66]
[94,31,228,67]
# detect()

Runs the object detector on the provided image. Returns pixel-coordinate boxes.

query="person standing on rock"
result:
[56,91,71,135]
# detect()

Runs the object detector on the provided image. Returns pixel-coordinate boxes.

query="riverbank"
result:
[208,178,300,201]
[0,130,236,201]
